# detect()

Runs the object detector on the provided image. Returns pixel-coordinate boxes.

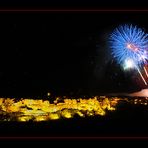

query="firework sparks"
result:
[110,24,148,86]
[109,24,148,66]
[123,58,135,70]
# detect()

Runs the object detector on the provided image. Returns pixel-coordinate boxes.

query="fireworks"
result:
[123,59,135,70]
[109,24,148,66]
[109,24,148,85]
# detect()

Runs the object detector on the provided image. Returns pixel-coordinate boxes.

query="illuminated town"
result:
[0,94,147,122]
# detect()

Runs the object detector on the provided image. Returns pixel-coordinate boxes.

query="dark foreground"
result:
[0,101,148,138]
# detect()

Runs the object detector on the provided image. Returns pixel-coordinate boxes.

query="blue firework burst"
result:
[109,24,148,66]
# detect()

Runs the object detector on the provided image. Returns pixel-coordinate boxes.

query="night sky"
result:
[0,11,147,97]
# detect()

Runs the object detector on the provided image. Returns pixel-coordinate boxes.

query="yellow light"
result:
[34,116,48,121]
[47,92,51,96]
[18,116,33,122]
[0,96,121,121]
[61,109,72,118]
[49,113,60,120]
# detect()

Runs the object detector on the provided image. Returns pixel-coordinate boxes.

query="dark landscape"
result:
[0,96,148,137]
[0,11,147,139]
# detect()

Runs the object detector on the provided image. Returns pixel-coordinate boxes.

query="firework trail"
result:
[136,66,147,85]
[123,59,147,85]
[144,66,148,78]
